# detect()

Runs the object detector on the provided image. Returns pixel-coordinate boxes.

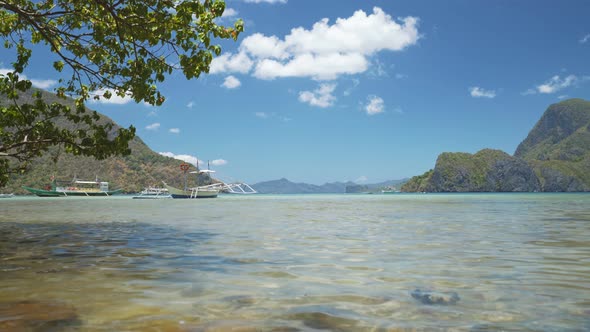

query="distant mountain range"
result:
[402,98,590,192]
[251,178,408,194]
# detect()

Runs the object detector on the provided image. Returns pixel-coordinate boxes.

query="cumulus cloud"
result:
[210,52,254,74]
[580,34,590,44]
[221,75,242,89]
[210,159,228,166]
[365,95,385,115]
[210,7,420,81]
[254,53,368,80]
[159,152,202,166]
[90,88,134,104]
[145,123,160,131]
[222,8,238,18]
[187,101,194,108]
[299,83,337,108]
[30,79,58,89]
[159,153,227,168]
[169,128,180,134]
[0,68,57,89]
[469,86,496,98]
[240,34,289,60]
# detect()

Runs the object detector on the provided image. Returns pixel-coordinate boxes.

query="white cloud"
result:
[145,123,160,131]
[169,128,180,134]
[537,75,578,94]
[580,34,590,44]
[365,95,385,115]
[187,101,194,108]
[244,0,287,3]
[210,52,254,74]
[469,86,496,98]
[222,8,238,18]
[522,74,589,95]
[254,53,368,81]
[210,159,228,166]
[90,88,134,104]
[30,79,57,89]
[221,75,241,89]
[159,153,227,168]
[557,95,568,100]
[255,112,268,118]
[211,7,420,81]
[0,69,57,89]
[368,58,389,78]
[356,175,368,183]
[240,33,289,59]
[159,152,202,167]
[299,83,337,108]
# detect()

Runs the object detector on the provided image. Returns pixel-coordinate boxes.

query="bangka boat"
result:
[132,187,171,199]
[164,165,258,199]
[163,182,220,199]
[22,177,123,197]
[0,193,14,198]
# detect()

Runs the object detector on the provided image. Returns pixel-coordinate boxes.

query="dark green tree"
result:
[0,0,243,186]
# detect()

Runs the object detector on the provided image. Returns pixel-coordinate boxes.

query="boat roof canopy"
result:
[75,180,107,184]
[190,170,216,174]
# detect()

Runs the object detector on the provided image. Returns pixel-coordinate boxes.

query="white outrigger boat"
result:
[164,167,256,199]
[132,187,171,199]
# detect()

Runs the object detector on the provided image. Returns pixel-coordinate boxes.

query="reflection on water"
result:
[1,194,589,331]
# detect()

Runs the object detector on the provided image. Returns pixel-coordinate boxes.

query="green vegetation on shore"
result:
[402,99,590,192]
[1,91,210,194]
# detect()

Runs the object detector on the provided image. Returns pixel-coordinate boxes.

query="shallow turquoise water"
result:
[1,193,589,331]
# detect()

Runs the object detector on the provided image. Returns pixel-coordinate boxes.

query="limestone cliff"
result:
[402,99,590,192]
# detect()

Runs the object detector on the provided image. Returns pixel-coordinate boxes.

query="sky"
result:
[1,0,590,185]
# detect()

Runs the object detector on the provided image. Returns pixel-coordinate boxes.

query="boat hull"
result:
[132,194,171,199]
[22,186,123,197]
[164,184,218,199]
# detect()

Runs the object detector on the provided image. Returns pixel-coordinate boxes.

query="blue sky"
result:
[2,0,590,184]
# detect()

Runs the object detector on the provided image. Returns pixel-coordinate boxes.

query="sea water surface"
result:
[1,193,589,331]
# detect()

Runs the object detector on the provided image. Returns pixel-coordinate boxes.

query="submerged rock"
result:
[0,300,79,330]
[411,288,460,305]
[287,311,359,331]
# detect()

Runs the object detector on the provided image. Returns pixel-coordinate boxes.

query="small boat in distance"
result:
[0,193,14,198]
[132,187,171,199]
[381,186,401,194]
[22,176,122,197]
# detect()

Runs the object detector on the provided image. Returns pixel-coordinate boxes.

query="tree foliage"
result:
[0,0,243,187]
